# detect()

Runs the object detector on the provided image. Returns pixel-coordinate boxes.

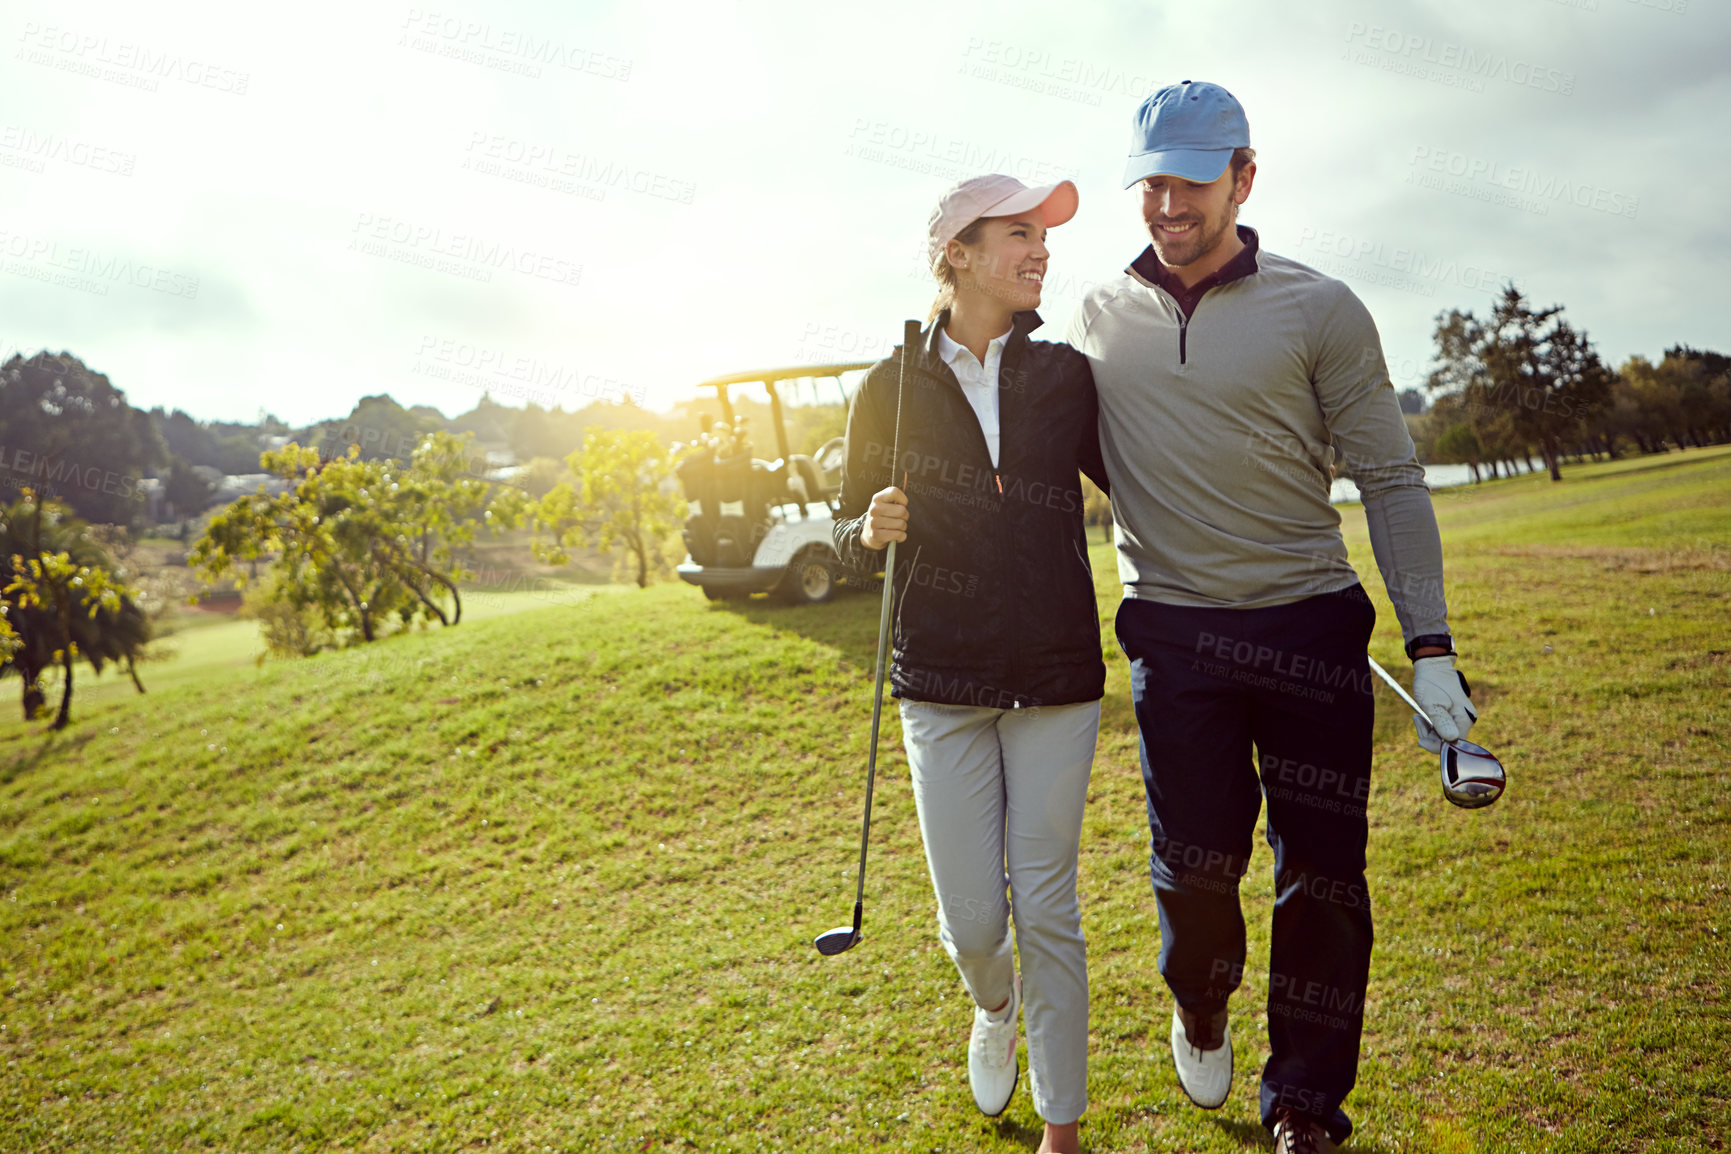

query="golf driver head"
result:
[1440,739,1505,809]
[814,927,860,955]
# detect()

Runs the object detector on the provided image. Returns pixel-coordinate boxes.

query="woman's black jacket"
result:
[832,309,1110,709]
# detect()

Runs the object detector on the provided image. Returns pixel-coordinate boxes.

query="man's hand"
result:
[1411,655,1477,753]
[859,486,908,550]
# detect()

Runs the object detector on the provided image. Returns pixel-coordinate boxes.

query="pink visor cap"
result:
[926,174,1079,266]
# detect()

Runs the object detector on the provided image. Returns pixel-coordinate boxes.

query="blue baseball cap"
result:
[1122,80,1250,189]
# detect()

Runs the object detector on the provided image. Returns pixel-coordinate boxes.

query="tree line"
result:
[0,350,703,531]
[1413,286,1729,483]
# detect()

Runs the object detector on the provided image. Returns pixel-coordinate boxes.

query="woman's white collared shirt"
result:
[935,325,1010,469]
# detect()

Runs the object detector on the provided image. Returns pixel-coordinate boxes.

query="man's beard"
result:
[1148,201,1236,271]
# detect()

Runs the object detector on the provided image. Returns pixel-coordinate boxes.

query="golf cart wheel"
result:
[778,552,836,604]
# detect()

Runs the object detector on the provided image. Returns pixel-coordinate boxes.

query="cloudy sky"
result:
[1,0,1723,426]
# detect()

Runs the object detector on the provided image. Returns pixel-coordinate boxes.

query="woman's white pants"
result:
[898,698,1099,1125]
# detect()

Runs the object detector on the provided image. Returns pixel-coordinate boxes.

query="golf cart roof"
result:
[694,362,875,462]
[696,362,875,390]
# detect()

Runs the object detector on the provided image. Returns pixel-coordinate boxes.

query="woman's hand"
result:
[859,485,909,550]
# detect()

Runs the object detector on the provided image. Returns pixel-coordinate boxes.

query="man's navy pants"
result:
[1116,586,1376,1145]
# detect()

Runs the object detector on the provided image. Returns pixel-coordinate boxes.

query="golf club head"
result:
[813,926,860,955]
[1440,738,1505,809]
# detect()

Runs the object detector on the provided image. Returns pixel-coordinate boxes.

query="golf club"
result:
[816,318,919,956]
[1367,656,1506,809]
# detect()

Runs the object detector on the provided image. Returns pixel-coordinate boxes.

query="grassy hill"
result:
[2,447,1727,1152]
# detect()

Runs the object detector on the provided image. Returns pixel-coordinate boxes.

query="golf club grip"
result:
[890,319,918,474]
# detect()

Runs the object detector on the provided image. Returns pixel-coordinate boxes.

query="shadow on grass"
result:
[989,1115,1044,1149]
[1207,1113,1399,1154]
[1210,1116,1276,1149]
[705,587,883,669]
[0,727,95,785]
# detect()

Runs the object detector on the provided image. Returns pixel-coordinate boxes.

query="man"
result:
[1066,81,1480,1153]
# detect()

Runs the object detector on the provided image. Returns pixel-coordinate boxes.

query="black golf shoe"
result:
[1272,1108,1338,1153]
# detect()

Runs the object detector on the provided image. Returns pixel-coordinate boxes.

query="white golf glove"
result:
[1410,655,1477,753]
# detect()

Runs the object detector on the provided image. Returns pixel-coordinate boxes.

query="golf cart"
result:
[675,362,872,604]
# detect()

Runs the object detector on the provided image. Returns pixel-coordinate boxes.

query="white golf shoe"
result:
[967,975,1020,1117]
[1170,1004,1232,1109]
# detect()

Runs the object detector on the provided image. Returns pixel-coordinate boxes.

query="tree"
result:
[1472,397,1530,479]
[531,429,684,588]
[0,352,165,527]
[449,393,517,447]
[792,403,848,456]
[5,553,122,730]
[1660,346,1731,447]
[1426,287,1611,482]
[1668,345,1731,379]
[192,433,522,650]
[517,457,569,499]
[161,461,219,521]
[1,491,149,728]
[1428,314,1509,477]
[0,609,18,664]
[1484,287,1612,480]
[1592,349,1730,458]
[1432,424,1485,484]
[385,431,530,625]
[510,402,585,463]
[1618,356,1687,452]
[301,394,446,465]
[196,445,403,645]
[150,407,269,474]
[1587,370,1640,458]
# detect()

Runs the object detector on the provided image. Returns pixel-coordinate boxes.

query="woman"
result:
[832,174,1108,1154]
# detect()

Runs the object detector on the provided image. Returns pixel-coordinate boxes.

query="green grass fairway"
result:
[2,449,1727,1152]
